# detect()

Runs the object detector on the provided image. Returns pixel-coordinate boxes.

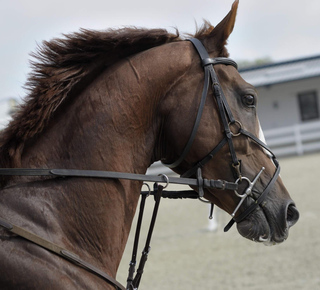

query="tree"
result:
[237,57,273,70]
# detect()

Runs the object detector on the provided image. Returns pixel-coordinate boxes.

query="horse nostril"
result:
[286,203,299,227]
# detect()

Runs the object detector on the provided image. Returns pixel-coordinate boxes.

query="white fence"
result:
[264,120,320,157]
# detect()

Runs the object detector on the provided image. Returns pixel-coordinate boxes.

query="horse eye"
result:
[243,95,255,107]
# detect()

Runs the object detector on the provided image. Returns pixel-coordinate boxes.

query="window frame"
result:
[298,90,319,122]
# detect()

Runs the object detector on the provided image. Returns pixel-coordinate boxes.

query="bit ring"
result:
[234,177,251,198]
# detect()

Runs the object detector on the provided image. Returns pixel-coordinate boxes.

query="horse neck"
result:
[12,41,190,276]
[20,42,191,171]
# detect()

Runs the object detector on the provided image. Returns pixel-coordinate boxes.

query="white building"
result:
[240,55,320,157]
[240,55,320,130]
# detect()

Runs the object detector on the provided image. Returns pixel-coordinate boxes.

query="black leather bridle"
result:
[0,38,280,289]
[163,38,280,231]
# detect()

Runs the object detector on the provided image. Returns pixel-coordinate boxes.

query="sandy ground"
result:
[117,153,320,290]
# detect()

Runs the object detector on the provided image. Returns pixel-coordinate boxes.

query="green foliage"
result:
[237,57,273,69]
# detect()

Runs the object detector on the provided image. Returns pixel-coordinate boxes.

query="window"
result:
[298,91,319,121]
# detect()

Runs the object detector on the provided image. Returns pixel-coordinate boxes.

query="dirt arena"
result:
[117,152,320,290]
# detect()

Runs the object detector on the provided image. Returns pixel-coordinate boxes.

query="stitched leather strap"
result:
[0,168,238,191]
[162,55,211,168]
[181,138,228,178]
[162,38,238,169]
[0,217,125,290]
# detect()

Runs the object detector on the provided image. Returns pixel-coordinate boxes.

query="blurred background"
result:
[1,1,319,289]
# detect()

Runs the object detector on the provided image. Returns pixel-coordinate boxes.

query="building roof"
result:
[239,55,320,87]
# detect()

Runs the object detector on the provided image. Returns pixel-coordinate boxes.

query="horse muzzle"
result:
[236,200,299,245]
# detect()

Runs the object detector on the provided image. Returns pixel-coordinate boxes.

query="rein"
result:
[0,168,237,191]
[0,167,237,290]
[0,38,280,289]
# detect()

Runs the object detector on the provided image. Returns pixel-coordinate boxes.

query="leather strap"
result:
[0,168,238,191]
[182,38,241,178]
[223,129,281,232]
[162,38,238,169]
[0,217,125,290]
[171,38,281,232]
[131,184,163,289]
[127,191,149,289]
[224,161,280,232]
[181,138,228,178]
[163,53,211,168]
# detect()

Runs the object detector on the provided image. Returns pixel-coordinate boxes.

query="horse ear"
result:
[204,0,239,55]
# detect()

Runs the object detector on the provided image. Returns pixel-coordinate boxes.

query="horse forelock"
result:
[0,22,222,171]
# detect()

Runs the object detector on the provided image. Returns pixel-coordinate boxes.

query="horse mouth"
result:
[236,203,299,246]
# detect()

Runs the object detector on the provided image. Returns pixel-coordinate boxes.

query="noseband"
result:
[163,38,280,231]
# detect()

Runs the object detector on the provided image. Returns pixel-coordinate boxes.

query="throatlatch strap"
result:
[162,38,238,170]
[162,59,211,169]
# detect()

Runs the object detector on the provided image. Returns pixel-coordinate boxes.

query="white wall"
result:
[255,76,320,130]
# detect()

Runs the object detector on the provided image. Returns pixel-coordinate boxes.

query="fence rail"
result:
[264,120,320,157]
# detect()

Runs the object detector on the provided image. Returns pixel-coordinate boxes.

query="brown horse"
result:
[0,1,299,289]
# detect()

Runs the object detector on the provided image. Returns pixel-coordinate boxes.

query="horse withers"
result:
[0,1,299,289]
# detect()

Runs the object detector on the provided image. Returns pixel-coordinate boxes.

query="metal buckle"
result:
[197,168,211,204]
[232,161,242,181]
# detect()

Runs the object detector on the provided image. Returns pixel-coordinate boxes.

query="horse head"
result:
[161,0,299,245]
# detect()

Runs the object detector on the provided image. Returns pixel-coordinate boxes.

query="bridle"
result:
[163,38,280,231]
[0,38,280,289]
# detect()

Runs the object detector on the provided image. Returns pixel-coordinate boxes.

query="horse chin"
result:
[236,209,288,246]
